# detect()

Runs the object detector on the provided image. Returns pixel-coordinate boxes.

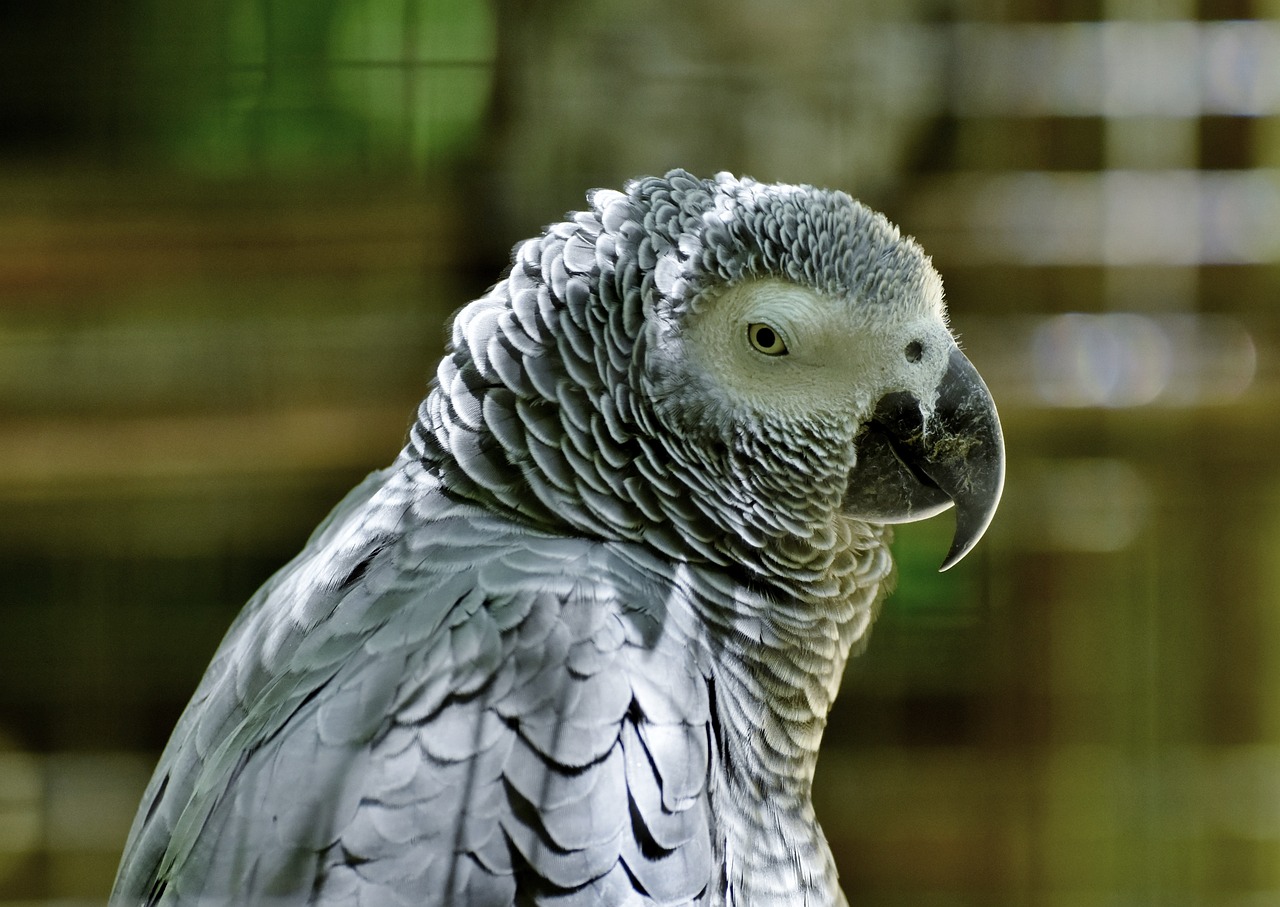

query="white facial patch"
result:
[681,279,956,424]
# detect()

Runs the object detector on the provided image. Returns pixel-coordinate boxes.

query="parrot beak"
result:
[843,345,1005,571]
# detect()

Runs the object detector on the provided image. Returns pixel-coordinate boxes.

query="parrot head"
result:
[619,171,1004,571]
[424,170,1003,577]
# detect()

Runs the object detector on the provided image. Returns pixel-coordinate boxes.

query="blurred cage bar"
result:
[1,0,1279,904]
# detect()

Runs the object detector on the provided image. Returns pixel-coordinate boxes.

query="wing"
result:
[113,464,716,906]
[310,537,716,907]
[112,464,412,903]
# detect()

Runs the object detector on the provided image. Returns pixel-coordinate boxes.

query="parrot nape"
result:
[113,171,1004,906]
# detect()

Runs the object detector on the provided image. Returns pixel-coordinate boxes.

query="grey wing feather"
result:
[113,466,398,903]
[113,466,716,906]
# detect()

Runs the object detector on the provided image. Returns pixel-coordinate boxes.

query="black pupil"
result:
[756,326,777,349]
[905,340,924,362]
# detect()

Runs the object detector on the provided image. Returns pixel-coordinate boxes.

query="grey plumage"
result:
[113,170,1004,906]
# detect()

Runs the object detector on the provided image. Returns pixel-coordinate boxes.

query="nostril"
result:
[905,340,924,363]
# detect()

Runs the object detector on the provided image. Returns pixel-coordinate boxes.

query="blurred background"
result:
[0,0,1278,903]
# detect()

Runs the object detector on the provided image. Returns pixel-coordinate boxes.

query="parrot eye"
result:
[747,323,789,356]
[905,340,924,362]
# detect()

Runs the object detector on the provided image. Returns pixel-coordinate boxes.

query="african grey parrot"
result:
[112,170,1004,906]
